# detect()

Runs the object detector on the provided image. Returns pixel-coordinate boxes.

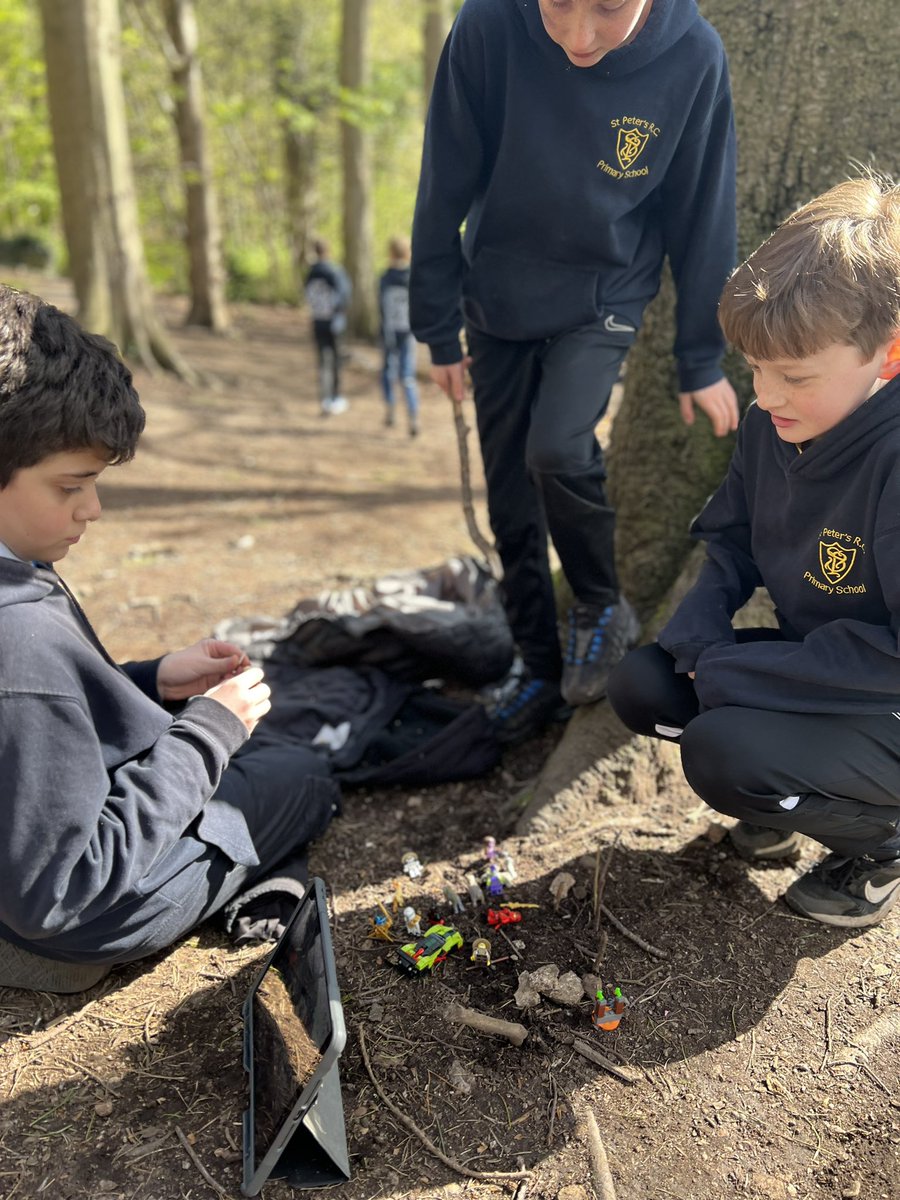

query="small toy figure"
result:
[396,923,464,974]
[470,937,492,967]
[442,883,465,914]
[485,864,505,897]
[391,878,405,913]
[402,906,422,936]
[401,851,424,880]
[367,902,394,941]
[592,986,627,1032]
[486,907,522,927]
[483,835,497,861]
[465,873,485,906]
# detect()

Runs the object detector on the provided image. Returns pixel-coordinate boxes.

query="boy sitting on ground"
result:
[0,285,339,977]
[608,176,900,928]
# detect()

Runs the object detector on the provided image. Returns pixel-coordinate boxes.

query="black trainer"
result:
[784,852,900,928]
[489,676,569,746]
[729,822,802,861]
[561,597,641,707]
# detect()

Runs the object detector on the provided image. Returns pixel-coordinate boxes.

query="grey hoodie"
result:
[0,558,254,957]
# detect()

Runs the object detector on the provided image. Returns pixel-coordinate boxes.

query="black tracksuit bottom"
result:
[313,320,342,403]
[466,320,634,682]
[607,634,900,859]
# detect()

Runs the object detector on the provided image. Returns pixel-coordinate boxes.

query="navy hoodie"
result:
[659,377,900,713]
[410,0,736,392]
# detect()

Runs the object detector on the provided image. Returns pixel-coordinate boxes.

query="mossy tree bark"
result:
[519,0,900,831]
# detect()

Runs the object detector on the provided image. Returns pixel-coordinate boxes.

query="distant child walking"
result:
[378,236,420,437]
[305,238,351,416]
[608,176,900,928]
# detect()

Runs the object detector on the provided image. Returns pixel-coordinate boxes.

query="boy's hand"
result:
[156,638,252,701]
[204,667,271,734]
[678,378,739,437]
[431,359,472,405]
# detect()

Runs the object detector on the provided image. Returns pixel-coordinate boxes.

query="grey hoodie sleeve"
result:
[0,694,248,941]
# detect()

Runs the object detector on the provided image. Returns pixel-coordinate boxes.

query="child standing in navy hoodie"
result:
[608,176,900,929]
[378,236,420,437]
[410,0,739,744]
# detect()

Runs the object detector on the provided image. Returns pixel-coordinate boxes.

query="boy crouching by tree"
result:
[0,285,339,983]
[608,176,900,928]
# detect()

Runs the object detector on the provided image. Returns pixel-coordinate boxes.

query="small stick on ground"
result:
[358,1024,528,1181]
[175,1126,229,1198]
[600,903,666,959]
[570,1038,640,1086]
[576,1108,618,1200]
[592,835,621,935]
[446,1003,528,1047]
[820,996,833,1072]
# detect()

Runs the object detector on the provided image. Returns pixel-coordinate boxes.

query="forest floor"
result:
[0,274,898,1200]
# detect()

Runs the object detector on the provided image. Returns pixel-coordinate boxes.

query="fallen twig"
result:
[592,834,620,935]
[576,1108,618,1200]
[357,1024,528,1181]
[446,1002,528,1047]
[570,1037,640,1086]
[175,1126,229,1198]
[600,903,666,959]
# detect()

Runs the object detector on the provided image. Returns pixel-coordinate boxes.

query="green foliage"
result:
[3,0,432,304]
[0,4,58,245]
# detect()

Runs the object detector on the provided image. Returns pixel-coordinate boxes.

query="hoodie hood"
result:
[514,0,701,76]
[772,375,900,481]
[0,556,53,609]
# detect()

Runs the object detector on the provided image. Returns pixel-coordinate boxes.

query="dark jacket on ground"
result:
[659,377,900,713]
[0,559,257,956]
[410,0,736,391]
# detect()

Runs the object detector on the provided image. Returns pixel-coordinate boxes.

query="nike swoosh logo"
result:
[864,877,900,904]
[603,313,636,333]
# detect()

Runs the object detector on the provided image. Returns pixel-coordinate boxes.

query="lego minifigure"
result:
[401,906,422,936]
[401,851,424,880]
[470,937,492,967]
[592,986,626,1032]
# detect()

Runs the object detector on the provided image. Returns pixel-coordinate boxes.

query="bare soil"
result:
[0,276,898,1200]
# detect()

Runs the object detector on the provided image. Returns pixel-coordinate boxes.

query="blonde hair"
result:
[719,175,900,361]
[388,235,411,265]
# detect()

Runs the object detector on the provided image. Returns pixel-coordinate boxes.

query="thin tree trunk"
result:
[161,0,229,331]
[273,6,319,294]
[422,0,448,111]
[39,0,197,378]
[340,0,377,338]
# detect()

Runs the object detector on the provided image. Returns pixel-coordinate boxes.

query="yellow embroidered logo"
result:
[819,540,857,585]
[616,126,649,171]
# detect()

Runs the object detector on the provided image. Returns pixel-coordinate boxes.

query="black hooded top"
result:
[659,376,900,713]
[410,0,736,392]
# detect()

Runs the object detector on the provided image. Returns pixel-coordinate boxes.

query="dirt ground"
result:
[0,275,898,1200]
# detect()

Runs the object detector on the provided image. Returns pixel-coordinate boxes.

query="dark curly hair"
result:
[0,285,145,487]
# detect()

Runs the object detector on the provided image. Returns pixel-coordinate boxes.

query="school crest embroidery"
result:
[616,126,649,172]
[819,540,857,585]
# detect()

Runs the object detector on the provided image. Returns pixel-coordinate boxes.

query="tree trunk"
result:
[161,0,229,332]
[518,0,900,831]
[340,0,377,338]
[39,0,196,378]
[422,0,449,111]
[273,5,319,294]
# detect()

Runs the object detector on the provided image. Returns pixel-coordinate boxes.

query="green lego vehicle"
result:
[396,923,463,973]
